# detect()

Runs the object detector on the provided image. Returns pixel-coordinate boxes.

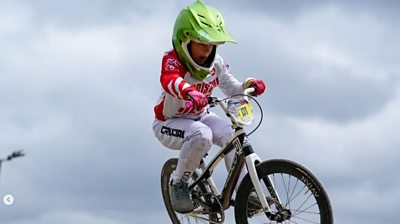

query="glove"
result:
[245,78,266,96]
[187,90,208,111]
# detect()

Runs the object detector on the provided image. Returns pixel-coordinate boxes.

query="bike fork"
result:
[246,154,291,222]
[245,153,282,212]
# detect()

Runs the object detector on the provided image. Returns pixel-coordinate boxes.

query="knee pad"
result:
[215,125,234,148]
[177,127,212,177]
[189,127,213,152]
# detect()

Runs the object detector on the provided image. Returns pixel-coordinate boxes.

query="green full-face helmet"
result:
[172,0,237,81]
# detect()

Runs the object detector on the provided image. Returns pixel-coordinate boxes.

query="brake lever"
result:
[207,96,219,107]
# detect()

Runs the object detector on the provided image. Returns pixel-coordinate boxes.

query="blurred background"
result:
[0,0,399,223]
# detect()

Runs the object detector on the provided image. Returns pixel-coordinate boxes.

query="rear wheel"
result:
[161,158,223,224]
[235,159,333,224]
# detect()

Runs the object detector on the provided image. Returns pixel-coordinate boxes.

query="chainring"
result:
[191,192,225,224]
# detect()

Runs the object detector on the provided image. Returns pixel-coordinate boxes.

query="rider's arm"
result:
[160,52,196,100]
[215,55,246,96]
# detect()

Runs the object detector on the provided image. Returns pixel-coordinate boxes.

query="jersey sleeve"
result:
[160,53,195,100]
[215,55,245,96]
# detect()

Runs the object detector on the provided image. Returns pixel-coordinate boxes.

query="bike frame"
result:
[188,94,281,213]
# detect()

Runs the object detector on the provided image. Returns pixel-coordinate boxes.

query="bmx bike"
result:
[161,88,333,224]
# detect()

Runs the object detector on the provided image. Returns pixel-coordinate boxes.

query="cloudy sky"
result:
[0,0,399,223]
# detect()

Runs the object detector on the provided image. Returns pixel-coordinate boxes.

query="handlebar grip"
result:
[244,87,255,95]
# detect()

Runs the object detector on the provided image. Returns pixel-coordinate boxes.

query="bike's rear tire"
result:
[161,158,218,224]
[235,159,333,224]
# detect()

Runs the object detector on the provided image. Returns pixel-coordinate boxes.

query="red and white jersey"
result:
[154,49,244,121]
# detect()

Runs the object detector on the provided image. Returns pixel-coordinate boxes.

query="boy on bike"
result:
[152,0,265,213]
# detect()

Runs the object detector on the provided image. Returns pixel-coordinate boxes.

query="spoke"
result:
[291,202,319,215]
[246,172,324,224]
[287,218,300,224]
[291,215,320,224]
[291,209,320,215]
[286,184,308,206]
[286,178,300,208]
[281,173,290,208]
[292,191,313,216]
[287,174,292,209]
[177,210,212,223]
[289,220,298,224]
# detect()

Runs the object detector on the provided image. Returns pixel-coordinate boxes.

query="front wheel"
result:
[235,159,333,224]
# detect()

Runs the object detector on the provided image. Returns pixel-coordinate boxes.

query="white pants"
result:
[153,111,245,185]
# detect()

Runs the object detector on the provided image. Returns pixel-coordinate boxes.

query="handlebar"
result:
[206,87,263,136]
[207,87,255,106]
[244,87,255,96]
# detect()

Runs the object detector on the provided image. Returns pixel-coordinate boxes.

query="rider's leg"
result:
[200,112,247,191]
[153,118,213,180]
[153,118,213,213]
[173,127,212,182]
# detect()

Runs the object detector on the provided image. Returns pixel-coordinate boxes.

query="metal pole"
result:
[0,159,3,184]
[0,159,5,184]
[0,150,25,185]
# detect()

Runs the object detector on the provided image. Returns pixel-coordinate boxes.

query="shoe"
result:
[169,180,195,213]
[248,192,275,211]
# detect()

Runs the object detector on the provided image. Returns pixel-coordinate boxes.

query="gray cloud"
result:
[219,3,400,122]
[1,0,399,224]
[213,0,400,25]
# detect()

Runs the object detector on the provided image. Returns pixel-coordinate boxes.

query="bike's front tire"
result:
[235,159,333,224]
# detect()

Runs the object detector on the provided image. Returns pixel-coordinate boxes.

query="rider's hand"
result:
[245,78,266,96]
[187,90,208,111]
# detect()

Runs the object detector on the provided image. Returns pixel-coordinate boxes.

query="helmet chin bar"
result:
[182,39,215,73]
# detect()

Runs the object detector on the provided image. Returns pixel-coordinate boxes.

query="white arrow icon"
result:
[3,194,14,206]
